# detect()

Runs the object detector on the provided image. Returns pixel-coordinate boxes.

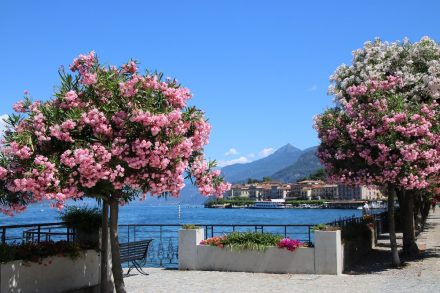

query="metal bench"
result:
[120,239,153,276]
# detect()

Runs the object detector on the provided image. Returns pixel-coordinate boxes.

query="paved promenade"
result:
[125,210,440,293]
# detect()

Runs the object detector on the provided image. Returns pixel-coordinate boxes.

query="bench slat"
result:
[119,239,152,263]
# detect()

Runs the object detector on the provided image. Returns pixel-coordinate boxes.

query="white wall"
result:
[1,250,100,293]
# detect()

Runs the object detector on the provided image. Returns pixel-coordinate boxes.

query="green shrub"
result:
[312,224,340,231]
[0,241,82,263]
[285,200,325,206]
[182,224,200,229]
[221,232,282,251]
[59,206,102,234]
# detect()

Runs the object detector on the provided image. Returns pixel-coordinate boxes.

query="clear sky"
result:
[1,0,439,167]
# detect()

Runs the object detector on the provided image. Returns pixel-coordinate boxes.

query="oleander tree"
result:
[0,52,230,293]
[318,36,440,260]
[315,75,440,265]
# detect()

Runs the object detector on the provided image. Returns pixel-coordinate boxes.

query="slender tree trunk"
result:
[401,190,419,257]
[387,185,401,266]
[414,193,422,235]
[421,194,431,227]
[100,201,109,293]
[110,200,126,293]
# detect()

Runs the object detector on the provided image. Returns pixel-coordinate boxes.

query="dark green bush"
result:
[0,241,82,263]
[341,222,372,243]
[59,206,102,233]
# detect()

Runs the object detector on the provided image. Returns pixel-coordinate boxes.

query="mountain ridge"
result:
[220,143,303,183]
[153,143,323,205]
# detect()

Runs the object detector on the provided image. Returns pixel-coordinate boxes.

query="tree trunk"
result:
[401,190,419,257]
[387,185,401,266]
[413,193,422,235]
[110,200,126,293]
[100,201,109,293]
[421,194,431,227]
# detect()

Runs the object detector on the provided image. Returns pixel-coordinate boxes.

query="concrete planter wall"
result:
[178,228,204,270]
[314,230,343,275]
[197,245,315,274]
[179,229,343,275]
[0,249,100,293]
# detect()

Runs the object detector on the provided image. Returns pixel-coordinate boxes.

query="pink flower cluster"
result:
[70,51,97,85]
[346,76,404,98]
[191,156,231,196]
[119,75,140,97]
[121,61,137,74]
[60,90,82,109]
[80,109,113,137]
[13,101,26,113]
[0,167,7,179]
[6,155,63,208]
[277,238,303,252]
[49,120,76,142]
[5,142,33,159]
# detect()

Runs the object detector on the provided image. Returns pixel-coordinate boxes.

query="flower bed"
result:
[0,241,83,264]
[200,232,304,252]
[179,229,343,275]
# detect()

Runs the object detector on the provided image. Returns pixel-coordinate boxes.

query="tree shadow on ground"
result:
[345,247,440,275]
[345,229,440,275]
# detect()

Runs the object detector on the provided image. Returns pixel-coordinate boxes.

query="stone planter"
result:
[178,228,204,270]
[196,245,315,274]
[314,230,343,275]
[179,228,343,275]
[0,249,100,293]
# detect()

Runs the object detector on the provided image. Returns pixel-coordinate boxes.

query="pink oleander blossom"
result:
[0,51,230,216]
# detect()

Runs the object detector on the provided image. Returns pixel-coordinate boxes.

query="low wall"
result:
[179,229,343,275]
[197,245,315,274]
[0,249,100,293]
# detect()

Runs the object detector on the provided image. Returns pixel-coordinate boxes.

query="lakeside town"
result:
[210,179,386,209]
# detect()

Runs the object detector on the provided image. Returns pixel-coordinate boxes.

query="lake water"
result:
[0,199,363,226]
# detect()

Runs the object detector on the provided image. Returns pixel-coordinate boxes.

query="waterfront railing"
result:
[0,212,386,267]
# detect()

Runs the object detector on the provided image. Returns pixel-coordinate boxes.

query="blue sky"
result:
[1,0,439,167]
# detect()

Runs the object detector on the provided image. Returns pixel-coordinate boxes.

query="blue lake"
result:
[0,199,363,226]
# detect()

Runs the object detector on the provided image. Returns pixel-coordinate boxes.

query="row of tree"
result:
[315,37,440,265]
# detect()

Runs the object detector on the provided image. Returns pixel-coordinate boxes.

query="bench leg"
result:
[132,260,149,276]
[125,264,133,276]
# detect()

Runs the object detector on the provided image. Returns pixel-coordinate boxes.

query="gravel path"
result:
[125,210,440,293]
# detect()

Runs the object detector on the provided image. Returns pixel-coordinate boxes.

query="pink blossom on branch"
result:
[316,73,440,190]
[0,51,230,215]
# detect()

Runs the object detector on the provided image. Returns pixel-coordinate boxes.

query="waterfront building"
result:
[337,184,383,201]
[224,182,291,200]
[225,180,384,201]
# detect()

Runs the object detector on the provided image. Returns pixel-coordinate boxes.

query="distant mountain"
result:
[270,146,322,183]
[176,184,209,205]
[220,144,303,183]
[174,144,323,205]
